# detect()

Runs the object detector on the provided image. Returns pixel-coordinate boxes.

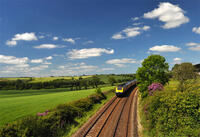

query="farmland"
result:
[0,86,115,126]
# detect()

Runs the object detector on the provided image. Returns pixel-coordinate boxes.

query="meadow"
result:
[0,86,114,126]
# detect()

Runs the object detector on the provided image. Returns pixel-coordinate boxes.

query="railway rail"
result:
[72,86,138,137]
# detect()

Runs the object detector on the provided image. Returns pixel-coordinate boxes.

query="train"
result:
[115,79,137,97]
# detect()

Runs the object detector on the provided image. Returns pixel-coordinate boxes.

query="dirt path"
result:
[72,86,138,137]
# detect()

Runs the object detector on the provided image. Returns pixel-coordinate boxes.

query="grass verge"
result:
[64,90,115,137]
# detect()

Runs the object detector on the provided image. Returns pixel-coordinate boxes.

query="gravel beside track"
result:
[72,86,138,137]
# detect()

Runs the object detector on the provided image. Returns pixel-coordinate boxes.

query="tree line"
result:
[0,75,134,90]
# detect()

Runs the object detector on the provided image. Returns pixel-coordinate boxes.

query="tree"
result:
[91,76,100,88]
[108,76,116,86]
[172,62,197,92]
[136,55,169,98]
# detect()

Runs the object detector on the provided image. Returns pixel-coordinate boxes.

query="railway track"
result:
[72,86,138,137]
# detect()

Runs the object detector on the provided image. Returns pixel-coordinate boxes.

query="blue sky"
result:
[0,0,200,77]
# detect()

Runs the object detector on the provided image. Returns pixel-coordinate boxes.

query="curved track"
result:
[72,86,138,137]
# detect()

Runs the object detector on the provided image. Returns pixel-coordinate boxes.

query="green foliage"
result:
[136,55,169,98]
[0,91,111,137]
[108,76,116,86]
[142,89,200,137]
[95,87,102,94]
[172,62,198,92]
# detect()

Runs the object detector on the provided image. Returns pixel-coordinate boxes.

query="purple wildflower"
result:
[148,83,163,95]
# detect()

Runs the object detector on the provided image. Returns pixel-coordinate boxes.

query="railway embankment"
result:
[138,80,200,137]
[72,86,139,137]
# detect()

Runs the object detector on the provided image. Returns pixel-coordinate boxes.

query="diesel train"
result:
[115,80,137,97]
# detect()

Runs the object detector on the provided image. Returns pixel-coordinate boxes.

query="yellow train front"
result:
[115,80,137,97]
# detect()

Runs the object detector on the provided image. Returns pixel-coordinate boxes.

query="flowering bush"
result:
[148,83,163,95]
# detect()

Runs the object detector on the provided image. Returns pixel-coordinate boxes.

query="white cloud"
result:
[99,68,115,71]
[0,54,28,65]
[186,42,200,46]
[192,27,200,34]
[173,58,182,64]
[82,40,94,45]
[43,62,52,65]
[53,37,58,41]
[112,33,124,39]
[45,56,53,60]
[52,63,98,76]
[67,48,114,59]
[188,46,200,51]
[142,25,150,31]
[30,65,49,71]
[12,32,38,41]
[132,17,139,21]
[112,25,150,39]
[6,32,38,46]
[106,58,136,67]
[31,59,43,64]
[6,40,17,46]
[149,45,181,52]
[63,38,75,44]
[186,42,200,51]
[34,44,64,49]
[143,2,189,29]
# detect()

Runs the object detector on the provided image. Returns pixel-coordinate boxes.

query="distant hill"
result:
[194,64,200,72]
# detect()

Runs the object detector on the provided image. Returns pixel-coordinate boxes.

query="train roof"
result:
[117,79,136,87]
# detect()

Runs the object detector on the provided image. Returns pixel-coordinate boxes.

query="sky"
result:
[0,0,200,77]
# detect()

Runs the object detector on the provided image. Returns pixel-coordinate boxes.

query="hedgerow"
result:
[142,90,200,137]
[0,89,113,137]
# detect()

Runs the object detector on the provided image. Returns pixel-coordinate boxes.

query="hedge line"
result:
[142,90,200,137]
[0,89,114,137]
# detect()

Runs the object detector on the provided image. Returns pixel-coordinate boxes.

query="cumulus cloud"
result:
[106,58,136,67]
[0,54,28,65]
[112,25,150,39]
[185,42,200,51]
[143,2,189,29]
[192,26,200,34]
[63,38,75,44]
[173,57,182,64]
[12,32,37,41]
[132,17,139,21]
[149,45,181,52]
[34,44,65,49]
[186,42,200,46]
[188,46,200,51]
[31,59,43,64]
[6,32,38,46]
[45,56,53,60]
[53,37,58,41]
[6,40,17,46]
[67,48,114,59]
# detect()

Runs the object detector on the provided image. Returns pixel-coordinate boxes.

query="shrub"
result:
[148,83,163,95]
[143,90,200,137]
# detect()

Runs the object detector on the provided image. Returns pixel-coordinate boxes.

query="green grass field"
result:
[0,86,115,126]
